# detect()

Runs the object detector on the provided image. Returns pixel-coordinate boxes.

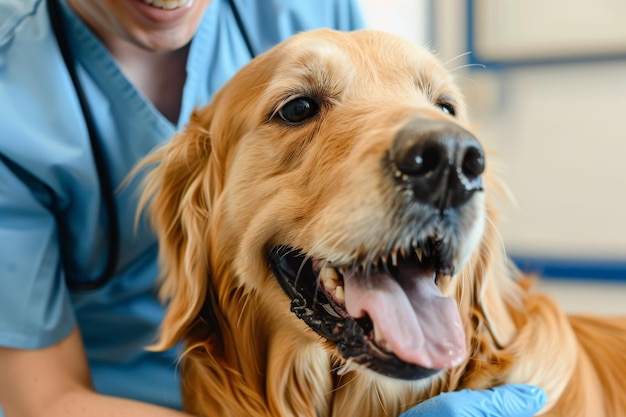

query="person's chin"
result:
[125,0,206,51]
[128,29,194,52]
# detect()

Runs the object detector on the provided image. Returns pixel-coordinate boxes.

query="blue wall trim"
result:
[512,256,626,282]
[466,0,626,69]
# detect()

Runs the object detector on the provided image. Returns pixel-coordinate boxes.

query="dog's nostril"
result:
[461,146,485,179]
[400,145,443,177]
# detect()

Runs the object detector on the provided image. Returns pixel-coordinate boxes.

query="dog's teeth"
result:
[335,285,345,303]
[320,266,339,289]
[376,324,384,338]
[326,266,340,279]
[416,247,423,263]
[373,324,382,342]
[391,251,398,266]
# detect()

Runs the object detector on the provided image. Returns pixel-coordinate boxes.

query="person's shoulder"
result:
[0,0,59,96]
[240,0,364,27]
[0,0,68,155]
[0,0,57,79]
[0,0,43,48]
[233,0,365,53]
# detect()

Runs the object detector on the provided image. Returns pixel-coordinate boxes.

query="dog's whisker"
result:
[422,40,436,54]
[313,280,322,305]
[279,246,301,261]
[456,273,467,324]
[447,62,487,73]
[328,370,358,394]
[335,360,352,377]
[442,50,473,67]
[485,216,507,260]
[329,361,346,375]
[290,250,314,291]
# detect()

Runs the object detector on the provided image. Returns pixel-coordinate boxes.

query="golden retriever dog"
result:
[138,29,626,416]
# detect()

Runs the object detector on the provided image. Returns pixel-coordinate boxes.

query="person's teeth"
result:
[141,0,192,10]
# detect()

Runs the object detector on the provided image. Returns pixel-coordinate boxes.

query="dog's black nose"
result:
[389,119,485,209]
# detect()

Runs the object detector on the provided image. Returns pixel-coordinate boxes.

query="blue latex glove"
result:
[400,384,547,417]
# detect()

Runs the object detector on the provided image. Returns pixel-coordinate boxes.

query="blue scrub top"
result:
[0,0,364,411]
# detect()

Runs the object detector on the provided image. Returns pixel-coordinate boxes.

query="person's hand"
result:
[400,384,547,417]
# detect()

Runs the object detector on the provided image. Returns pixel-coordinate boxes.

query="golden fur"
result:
[137,29,626,416]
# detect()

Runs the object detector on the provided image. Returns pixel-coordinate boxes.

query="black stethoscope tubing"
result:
[47,0,255,290]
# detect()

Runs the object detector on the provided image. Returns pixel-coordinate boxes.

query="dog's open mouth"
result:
[268,238,466,380]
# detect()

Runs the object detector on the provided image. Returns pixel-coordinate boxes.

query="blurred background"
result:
[358,0,626,314]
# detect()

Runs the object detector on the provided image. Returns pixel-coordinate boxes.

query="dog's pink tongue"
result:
[343,269,466,369]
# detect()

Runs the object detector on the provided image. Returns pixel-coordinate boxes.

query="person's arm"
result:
[0,327,192,417]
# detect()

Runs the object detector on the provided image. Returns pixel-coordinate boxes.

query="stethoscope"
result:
[47,0,255,290]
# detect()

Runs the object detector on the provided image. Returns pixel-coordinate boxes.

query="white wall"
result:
[358,0,430,47]
[362,0,626,262]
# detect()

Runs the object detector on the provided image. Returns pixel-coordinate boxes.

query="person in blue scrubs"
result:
[0,1,546,416]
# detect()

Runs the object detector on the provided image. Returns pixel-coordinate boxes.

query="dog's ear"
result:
[137,105,224,351]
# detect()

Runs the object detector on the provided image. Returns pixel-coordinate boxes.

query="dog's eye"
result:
[278,97,320,124]
[436,101,456,116]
